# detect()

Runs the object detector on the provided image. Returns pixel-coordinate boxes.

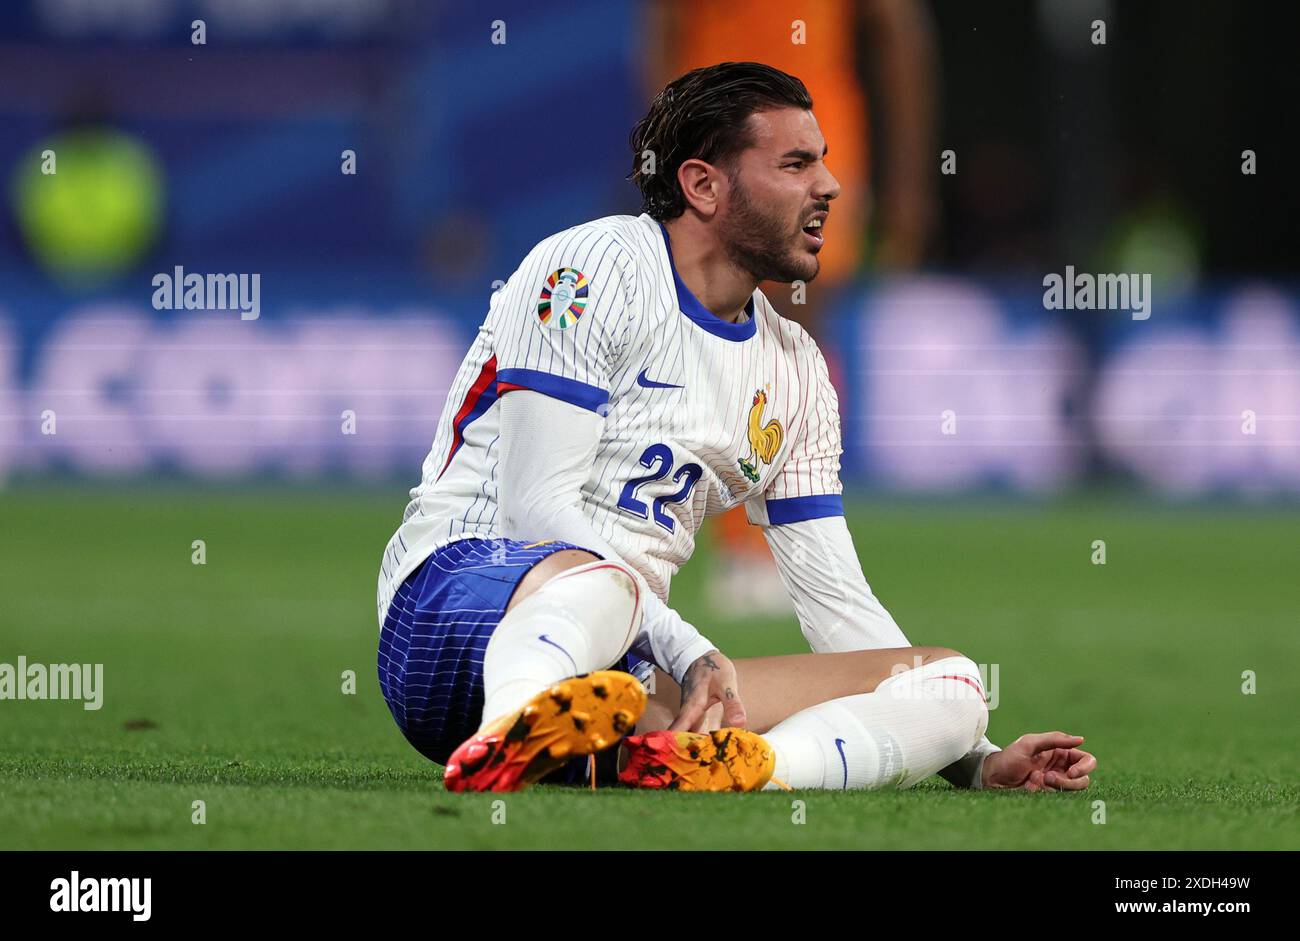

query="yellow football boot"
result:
[444,670,645,792]
[618,728,776,792]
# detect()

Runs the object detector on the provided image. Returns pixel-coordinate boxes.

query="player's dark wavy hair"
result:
[629,61,813,221]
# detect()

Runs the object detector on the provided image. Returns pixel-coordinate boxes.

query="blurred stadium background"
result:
[1,0,1298,848]
[2,0,1298,495]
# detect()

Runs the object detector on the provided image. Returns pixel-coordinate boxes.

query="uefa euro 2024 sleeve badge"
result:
[537,268,589,330]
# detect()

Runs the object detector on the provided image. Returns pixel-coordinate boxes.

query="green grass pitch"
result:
[1,485,1296,850]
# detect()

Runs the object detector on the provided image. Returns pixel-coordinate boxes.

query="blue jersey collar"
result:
[658,222,757,342]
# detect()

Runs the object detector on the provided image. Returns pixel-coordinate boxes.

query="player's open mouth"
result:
[801,215,826,249]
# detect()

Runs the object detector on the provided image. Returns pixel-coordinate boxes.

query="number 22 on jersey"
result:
[616,443,702,533]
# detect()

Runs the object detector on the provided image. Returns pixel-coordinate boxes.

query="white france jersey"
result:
[377,212,844,622]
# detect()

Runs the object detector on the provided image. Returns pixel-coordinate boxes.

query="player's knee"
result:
[949,660,989,744]
[506,551,639,639]
[882,650,989,747]
[915,645,965,666]
[509,554,644,657]
[878,646,965,685]
[926,653,989,748]
[506,549,601,612]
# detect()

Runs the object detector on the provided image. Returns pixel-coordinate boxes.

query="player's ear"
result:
[676,158,721,218]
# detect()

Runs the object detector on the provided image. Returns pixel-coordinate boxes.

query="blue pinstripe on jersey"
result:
[377,213,844,626]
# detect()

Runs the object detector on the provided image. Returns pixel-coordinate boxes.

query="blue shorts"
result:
[377,536,647,769]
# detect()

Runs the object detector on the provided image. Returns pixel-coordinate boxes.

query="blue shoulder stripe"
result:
[496,368,609,414]
[765,494,844,525]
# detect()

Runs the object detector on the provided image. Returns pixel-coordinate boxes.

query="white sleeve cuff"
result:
[664,634,719,686]
[636,590,716,685]
[940,737,1002,790]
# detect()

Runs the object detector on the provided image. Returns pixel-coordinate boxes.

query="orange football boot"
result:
[618,728,776,792]
[444,670,645,793]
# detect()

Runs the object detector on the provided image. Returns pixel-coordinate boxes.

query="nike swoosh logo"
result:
[835,738,848,790]
[637,368,684,390]
[538,634,577,674]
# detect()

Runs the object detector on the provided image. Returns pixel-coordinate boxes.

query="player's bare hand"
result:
[981,732,1096,792]
[670,650,747,732]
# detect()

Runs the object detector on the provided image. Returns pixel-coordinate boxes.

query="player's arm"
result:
[497,390,721,686]
[746,346,1004,788]
[487,230,743,726]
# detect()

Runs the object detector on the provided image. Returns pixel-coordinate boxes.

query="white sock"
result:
[479,560,643,728]
[762,655,989,790]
